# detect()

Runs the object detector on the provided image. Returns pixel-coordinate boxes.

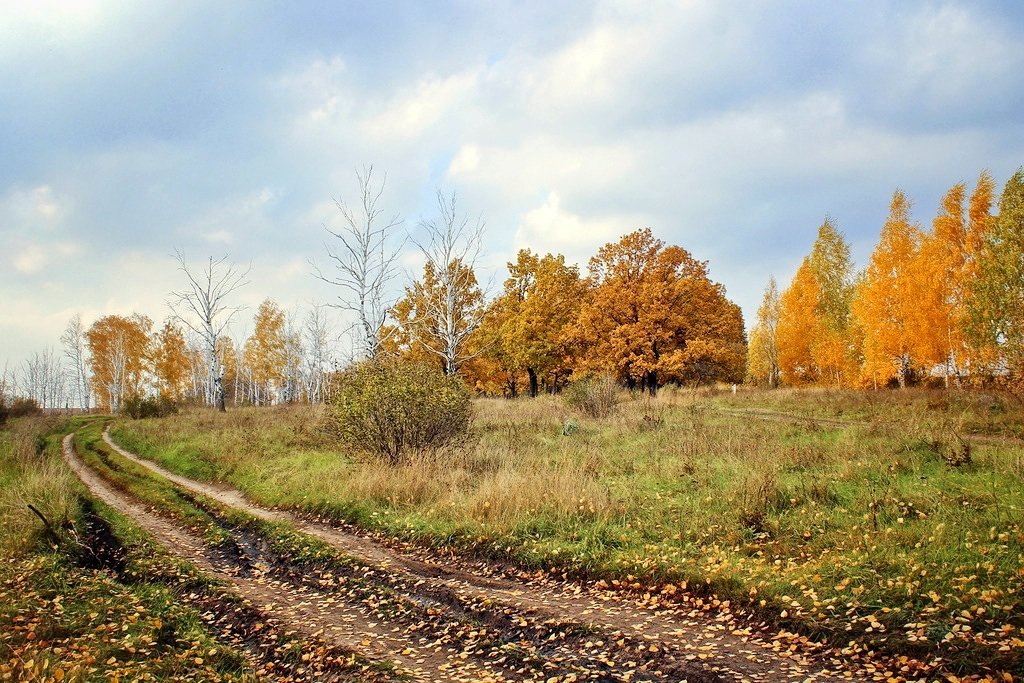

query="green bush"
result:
[330,359,471,464]
[122,395,179,420]
[564,375,620,417]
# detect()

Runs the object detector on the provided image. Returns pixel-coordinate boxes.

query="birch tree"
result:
[169,251,249,411]
[403,190,487,375]
[312,167,403,360]
[302,304,333,403]
[61,313,91,411]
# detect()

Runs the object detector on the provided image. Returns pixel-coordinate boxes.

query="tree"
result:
[312,167,403,359]
[575,228,745,394]
[972,167,1024,385]
[776,259,820,385]
[244,299,287,405]
[485,250,585,396]
[152,320,190,400]
[807,218,857,385]
[61,314,91,411]
[169,251,249,411]
[747,276,781,387]
[302,304,334,404]
[400,190,487,375]
[86,314,152,411]
[851,190,927,388]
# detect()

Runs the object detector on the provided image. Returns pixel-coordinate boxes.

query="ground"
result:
[1,387,1022,681]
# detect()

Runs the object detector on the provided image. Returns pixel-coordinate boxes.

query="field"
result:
[107,387,1024,676]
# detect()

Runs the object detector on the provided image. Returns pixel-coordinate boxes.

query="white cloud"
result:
[514,192,639,268]
[362,69,481,141]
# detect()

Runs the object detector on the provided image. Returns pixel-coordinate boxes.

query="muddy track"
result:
[716,407,1024,446]
[71,431,733,682]
[98,429,868,682]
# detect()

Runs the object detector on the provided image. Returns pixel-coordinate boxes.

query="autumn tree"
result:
[575,228,745,394]
[169,251,249,411]
[747,276,781,387]
[485,250,585,396]
[807,218,857,385]
[971,167,1024,385]
[312,167,403,359]
[152,320,190,400]
[244,299,287,405]
[397,191,487,375]
[86,314,153,411]
[917,172,995,385]
[776,259,820,385]
[852,190,928,388]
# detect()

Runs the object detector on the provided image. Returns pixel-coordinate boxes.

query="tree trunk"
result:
[646,370,658,397]
[527,368,539,398]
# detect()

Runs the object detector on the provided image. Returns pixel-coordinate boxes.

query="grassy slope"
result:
[111,391,1024,674]
[0,417,256,682]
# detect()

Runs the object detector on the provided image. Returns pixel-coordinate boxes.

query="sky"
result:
[2,0,1024,368]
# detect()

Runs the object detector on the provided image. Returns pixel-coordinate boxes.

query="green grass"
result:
[111,392,1024,675]
[0,416,257,682]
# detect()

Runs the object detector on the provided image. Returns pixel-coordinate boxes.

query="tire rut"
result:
[102,429,863,682]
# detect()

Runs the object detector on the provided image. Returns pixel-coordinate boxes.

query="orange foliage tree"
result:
[776,259,820,386]
[152,320,190,400]
[86,314,153,411]
[244,299,287,405]
[852,190,929,388]
[574,228,745,394]
[483,250,585,396]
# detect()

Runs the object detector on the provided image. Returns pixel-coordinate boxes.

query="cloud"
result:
[514,192,638,268]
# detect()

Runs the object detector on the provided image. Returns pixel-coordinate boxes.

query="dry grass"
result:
[0,417,79,556]
[112,390,1024,672]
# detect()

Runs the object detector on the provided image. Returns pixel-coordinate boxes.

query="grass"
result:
[0,416,257,682]
[111,389,1024,676]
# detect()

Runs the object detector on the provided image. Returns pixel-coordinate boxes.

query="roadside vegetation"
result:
[111,386,1024,676]
[0,417,260,681]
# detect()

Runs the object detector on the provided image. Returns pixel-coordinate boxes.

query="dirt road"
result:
[77,428,873,682]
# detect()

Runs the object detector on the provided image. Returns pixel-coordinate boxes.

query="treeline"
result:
[748,167,1024,390]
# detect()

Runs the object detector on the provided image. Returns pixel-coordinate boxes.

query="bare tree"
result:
[61,313,91,412]
[312,166,404,360]
[21,348,67,410]
[169,251,249,411]
[302,304,334,404]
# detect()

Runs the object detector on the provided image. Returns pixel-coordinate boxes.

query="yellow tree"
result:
[488,250,585,396]
[390,258,485,376]
[807,218,857,385]
[747,276,781,387]
[216,336,240,405]
[244,299,286,405]
[152,320,190,400]
[86,314,153,411]
[575,228,745,393]
[852,190,927,388]
[972,167,1024,387]
[776,259,820,386]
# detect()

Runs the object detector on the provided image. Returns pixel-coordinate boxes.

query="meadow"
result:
[110,387,1024,673]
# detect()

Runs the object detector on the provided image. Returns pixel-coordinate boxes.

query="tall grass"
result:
[0,416,79,556]
[112,392,1024,671]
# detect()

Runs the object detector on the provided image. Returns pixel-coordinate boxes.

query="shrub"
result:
[564,375,620,417]
[330,359,471,464]
[122,395,179,420]
[8,397,42,419]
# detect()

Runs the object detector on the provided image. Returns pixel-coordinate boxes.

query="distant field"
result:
[111,388,1024,672]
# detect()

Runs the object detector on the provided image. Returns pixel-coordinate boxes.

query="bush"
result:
[122,395,178,420]
[564,375,620,417]
[7,398,42,419]
[330,359,472,464]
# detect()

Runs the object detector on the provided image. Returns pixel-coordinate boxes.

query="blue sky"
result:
[2,0,1024,366]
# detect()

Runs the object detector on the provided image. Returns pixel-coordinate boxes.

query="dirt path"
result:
[715,407,1024,446]
[100,430,866,682]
